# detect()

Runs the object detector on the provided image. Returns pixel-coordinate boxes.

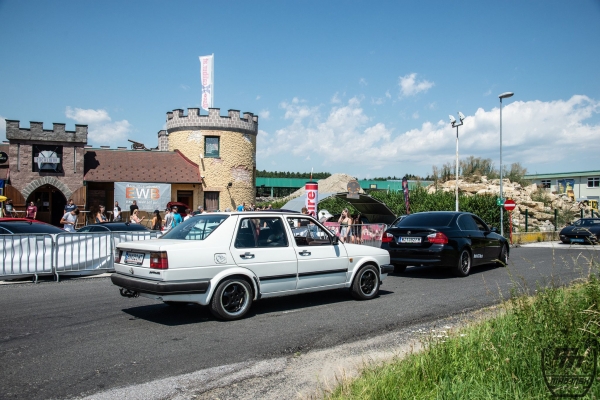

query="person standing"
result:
[26,201,37,220]
[4,199,14,217]
[95,205,108,223]
[338,208,351,243]
[64,199,76,213]
[60,208,80,232]
[237,202,246,212]
[130,209,144,224]
[163,208,173,231]
[184,209,193,221]
[129,200,139,216]
[151,210,162,230]
[113,201,122,221]
[171,206,183,228]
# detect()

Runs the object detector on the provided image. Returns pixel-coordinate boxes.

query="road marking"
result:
[519,242,600,250]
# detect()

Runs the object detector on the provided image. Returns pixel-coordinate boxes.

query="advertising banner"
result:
[114,182,171,211]
[556,179,575,195]
[199,54,214,111]
[305,182,318,217]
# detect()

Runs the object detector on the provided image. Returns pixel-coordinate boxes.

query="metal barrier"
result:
[0,231,162,282]
[0,234,54,282]
[323,223,387,248]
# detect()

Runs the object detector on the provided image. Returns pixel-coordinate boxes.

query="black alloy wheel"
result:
[452,249,472,277]
[210,278,252,320]
[351,265,380,300]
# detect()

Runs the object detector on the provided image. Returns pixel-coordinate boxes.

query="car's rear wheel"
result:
[351,265,380,300]
[210,278,252,320]
[393,264,407,273]
[452,249,472,277]
[496,244,508,267]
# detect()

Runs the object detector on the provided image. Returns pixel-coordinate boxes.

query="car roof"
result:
[83,222,150,231]
[0,219,66,234]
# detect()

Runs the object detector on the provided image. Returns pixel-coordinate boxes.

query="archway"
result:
[26,185,67,226]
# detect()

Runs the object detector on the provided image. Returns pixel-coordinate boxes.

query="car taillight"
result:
[115,251,121,263]
[382,232,394,243]
[427,232,448,244]
[150,252,169,269]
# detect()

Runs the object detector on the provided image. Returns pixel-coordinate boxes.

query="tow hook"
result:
[119,288,139,298]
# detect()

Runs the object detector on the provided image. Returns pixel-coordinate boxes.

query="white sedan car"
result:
[111,211,392,320]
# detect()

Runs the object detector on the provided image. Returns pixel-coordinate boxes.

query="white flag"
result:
[199,54,214,111]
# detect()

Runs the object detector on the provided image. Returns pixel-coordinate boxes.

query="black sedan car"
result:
[0,218,65,234]
[559,218,600,244]
[77,222,151,233]
[381,211,509,277]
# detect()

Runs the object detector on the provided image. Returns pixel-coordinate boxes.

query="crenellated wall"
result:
[164,108,257,210]
[6,120,88,143]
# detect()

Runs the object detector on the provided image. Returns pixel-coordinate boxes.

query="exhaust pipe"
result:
[119,288,139,298]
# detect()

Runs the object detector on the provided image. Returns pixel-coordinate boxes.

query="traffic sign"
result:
[496,198,505,206]
[504,199,516,211]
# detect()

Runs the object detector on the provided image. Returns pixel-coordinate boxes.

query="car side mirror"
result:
[490,227,498,233]
[332,235,339,245]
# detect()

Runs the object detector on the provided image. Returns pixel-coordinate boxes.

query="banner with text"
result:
[199,54,214,111]
[114,182,171,211]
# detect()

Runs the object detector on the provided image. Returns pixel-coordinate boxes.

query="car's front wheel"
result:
[351,265,380,300]
[496,244,508,267]
[210,278,253,320]
[452,249,472,277]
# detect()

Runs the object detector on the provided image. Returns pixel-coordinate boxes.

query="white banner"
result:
[199,54,214,111]
[114,182,171,212]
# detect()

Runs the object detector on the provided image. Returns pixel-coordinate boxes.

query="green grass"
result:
[327,263,600,399]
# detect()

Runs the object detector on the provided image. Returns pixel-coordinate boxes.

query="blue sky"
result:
[1,0,599,178]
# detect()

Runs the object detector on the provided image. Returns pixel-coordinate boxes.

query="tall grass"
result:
[328,261,600,399]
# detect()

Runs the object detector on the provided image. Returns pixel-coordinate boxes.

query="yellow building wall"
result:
[168,130,256,210]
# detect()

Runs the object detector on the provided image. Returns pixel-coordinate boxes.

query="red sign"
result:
[504,199,516,211]
[305,182,318,218]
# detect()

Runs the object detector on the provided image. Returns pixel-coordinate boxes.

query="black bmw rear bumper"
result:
[111,273,210,295]
[381,244,457,267]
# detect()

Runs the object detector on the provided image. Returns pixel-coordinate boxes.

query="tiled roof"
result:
[84,149,201,183]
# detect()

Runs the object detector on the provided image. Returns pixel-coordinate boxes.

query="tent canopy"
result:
[281,192,397,224]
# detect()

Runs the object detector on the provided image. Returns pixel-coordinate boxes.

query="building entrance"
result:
[26,185,67,226]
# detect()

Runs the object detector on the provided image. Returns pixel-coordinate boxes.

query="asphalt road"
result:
[1,244,599,399]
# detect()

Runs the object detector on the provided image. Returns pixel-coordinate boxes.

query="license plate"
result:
[399,237,421,244]
[124,252,145,265]
[570,238,584,243]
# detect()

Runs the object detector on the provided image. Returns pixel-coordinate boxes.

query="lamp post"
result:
[449,112,465,212]
[498,92,514,237]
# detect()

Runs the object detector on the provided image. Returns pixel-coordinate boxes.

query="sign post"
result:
[504,199,516,244]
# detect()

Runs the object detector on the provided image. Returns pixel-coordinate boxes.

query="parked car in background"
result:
[381,211,509,277]
[559,218,600,244]
[0,218,65,234]
[111,211,392,320]
[77,222,151,233]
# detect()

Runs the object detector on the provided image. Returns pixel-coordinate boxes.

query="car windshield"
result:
[573,219,600,227]
[161,214,229,240]
[0,222,65,234]
[394,213,454,227]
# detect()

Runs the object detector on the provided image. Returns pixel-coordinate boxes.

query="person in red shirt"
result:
[26,201,37,220]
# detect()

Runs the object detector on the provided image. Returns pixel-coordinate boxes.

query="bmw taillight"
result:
[382,232,394,243]
[427,232,448,244]
[150,252,169,269]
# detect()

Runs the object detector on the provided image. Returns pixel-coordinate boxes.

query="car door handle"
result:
[299,250,311,256]
[240,252,255,259]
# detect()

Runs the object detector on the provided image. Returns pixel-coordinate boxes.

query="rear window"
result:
[161,214,229,240]
[0,222,65,234]
[395,213,454,227]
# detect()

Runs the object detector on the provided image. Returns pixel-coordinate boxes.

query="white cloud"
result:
[483,89,492,96]
[331,92,342,104]
[259,109,271,120]
[65,107,131,145]
[258,129,269,137]
[279,97,318,123]
[0,116,6,141]
[399,73,434,97]
[385,90,391,99]
[257,95,600,173]
[359,78,368,86]
[427,102,437,110]
[180,84,190,91]
[372,97,385,105]
[412,112,419,119]
[256,95,261,100]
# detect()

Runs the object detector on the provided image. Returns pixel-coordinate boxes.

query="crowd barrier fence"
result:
[0,231,161,282]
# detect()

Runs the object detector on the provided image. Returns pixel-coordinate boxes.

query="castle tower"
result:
[164,108,258,211]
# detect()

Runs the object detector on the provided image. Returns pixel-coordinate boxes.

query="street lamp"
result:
[449,112,465,212]
[498,91,514,237]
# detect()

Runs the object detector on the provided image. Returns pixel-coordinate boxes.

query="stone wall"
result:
[166,108,257,209]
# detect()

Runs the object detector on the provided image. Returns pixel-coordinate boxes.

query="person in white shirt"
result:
[60,209,80,232]
[113,201,122,221]
[163,208,173,231]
